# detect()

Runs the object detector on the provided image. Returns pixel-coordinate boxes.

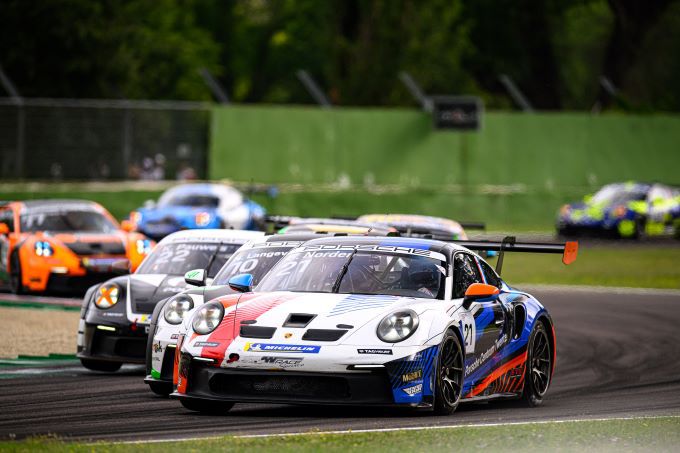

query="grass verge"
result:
[502,245,680,289]
[2,416,679,452]
[1,185,579,231]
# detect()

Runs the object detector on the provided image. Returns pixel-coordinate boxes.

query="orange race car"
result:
[0,200,154,294]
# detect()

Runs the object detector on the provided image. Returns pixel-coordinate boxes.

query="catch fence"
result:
[0,98,211,180]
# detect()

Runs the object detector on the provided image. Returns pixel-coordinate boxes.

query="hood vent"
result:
[302,329,347,342]
[240,325,276,339]
[283,313,317,328]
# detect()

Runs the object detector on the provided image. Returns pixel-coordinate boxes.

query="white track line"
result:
[102,414,680,445]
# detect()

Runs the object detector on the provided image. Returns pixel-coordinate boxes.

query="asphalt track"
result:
[1,287,679,442]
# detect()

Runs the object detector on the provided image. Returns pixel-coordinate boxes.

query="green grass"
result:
[0,184,580,231]
[502,245,680,289]
[3,184,679,289]
[2,416,679,452]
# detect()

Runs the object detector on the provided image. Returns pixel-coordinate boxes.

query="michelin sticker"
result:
[244,343,320,354]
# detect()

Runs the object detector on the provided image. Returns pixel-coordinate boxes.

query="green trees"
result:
[1,0,679,110]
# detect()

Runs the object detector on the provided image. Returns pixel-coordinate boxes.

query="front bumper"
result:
[77,322,149,364]
[171,361,400,406]
[146,343,176,383]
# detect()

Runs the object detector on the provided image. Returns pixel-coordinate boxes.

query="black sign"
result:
[432,96,483,130]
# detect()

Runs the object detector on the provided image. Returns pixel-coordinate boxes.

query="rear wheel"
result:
[80,358,122,373]
[433,330,464,415]
[180,398,234,414]
[521,322,552,407]
[9,251,24,294]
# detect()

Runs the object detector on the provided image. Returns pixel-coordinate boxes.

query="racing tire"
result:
[433,329,464,415]
[8,251,25,294]
[148,381,173,397]
[180,398,234,415]
[633,217,646,240]
[80,358,122,373]
[520,322,552,407]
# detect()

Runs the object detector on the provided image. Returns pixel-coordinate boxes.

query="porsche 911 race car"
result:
[0,200,153,294]
[144,233,329,395]
[171,235,577,415]
[76,229,263,372]
[557,182,680,239]
[356,214,485,240]
[129,183,266,240]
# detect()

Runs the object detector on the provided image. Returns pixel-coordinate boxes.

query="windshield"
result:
[257,247,446,299]
[591,184,647,205]
[213,246,293,286]
[159,194,219,208]
[20,210,118,233]
[137,242,241,277]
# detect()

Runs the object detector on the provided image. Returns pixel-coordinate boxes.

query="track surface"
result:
[1,288,679,442]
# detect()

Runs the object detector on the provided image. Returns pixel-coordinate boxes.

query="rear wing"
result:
[450,236,578,275]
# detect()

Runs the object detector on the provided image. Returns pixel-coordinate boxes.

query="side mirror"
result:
[228,273,254,293]
[185,268,207,287]
[583,194,593,203]
[120,220,134,232]
[111,259,131,275]
[463,283,500,309]
[0,223,8,235]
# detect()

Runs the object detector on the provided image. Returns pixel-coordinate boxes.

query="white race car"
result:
[171,235,577,414]
[76,229,263,372]
[144,233,324,395]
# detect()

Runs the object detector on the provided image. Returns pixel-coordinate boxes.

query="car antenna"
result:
[494,236,516,275]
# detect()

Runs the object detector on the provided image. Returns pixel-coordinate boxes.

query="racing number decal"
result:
[155,246,190,265]
[463,323,472,346]
[459,314,476,354]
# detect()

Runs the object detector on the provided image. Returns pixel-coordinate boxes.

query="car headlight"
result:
[191,302,224,335]
[136,239,152,255]
[377,309,419,343]
[95,284,120,309]
[34,241,53,257]
[164,295,194,325]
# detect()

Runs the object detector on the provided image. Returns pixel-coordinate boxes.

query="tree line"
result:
[1,0,678,111]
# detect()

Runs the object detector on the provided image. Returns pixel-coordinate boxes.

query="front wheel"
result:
[180,398,234,414]
[520,322,552,407]
[80,358,122,373]
[433,330,464,415]
[9,251,24,294]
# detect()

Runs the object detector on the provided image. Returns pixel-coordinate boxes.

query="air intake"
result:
[283,313,317,328]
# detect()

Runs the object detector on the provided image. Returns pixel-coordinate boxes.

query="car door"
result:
[453,252,504,361]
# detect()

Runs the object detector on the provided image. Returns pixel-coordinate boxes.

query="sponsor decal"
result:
[465,334,508,376]
[194,341,220,348]
[401,369,423,383]
[185,270,202,280]
[260,356,304,368]
[244,343,320,354]
[152,342,163,353]
[102,312,124,317]
[402,384,423,396]
[170,333,179,339]
[291,244,445,261]
[357,348,393,355]
[284,332,293,339]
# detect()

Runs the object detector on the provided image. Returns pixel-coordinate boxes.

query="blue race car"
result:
[556,182,680,239]
[130,184,266,240]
